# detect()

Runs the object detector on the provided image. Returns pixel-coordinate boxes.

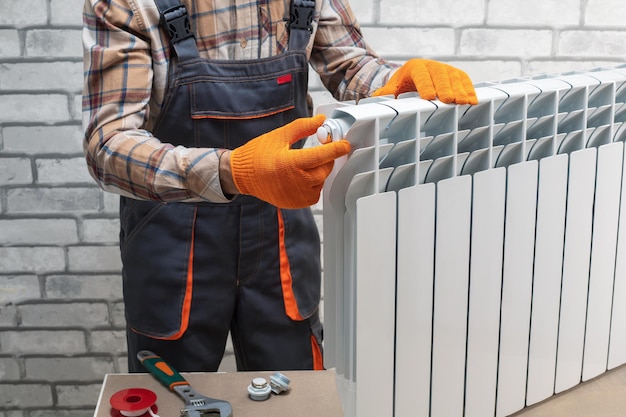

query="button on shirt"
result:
[82,0,397,203]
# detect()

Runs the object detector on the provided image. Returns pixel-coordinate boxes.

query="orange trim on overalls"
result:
[277,209,304,321]
[311,335,324,370]
[133,208,196,340]
[190,106,295,120]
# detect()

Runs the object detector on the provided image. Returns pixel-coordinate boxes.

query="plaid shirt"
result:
[82,0,397,202]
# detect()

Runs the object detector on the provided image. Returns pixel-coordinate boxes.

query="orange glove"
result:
[373,58,478,105]
[230,114,351,209]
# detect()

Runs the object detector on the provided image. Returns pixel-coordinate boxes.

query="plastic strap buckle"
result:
[162,5,194,43]
[289,0,315,33]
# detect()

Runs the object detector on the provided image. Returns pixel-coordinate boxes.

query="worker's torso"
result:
[119,0,322,339]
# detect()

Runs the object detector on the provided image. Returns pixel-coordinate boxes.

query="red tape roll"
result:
[110,388,158,417]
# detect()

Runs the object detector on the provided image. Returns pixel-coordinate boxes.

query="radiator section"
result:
[320,66,626,417]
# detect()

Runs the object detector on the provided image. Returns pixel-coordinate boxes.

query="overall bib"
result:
[121,0,323,372]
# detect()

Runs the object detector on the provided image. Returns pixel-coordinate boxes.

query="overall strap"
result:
[153,0,200,60]
[288,0,315,51]
[153,0,314,56]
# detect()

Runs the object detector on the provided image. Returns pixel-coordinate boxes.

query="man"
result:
[82,0,477,373]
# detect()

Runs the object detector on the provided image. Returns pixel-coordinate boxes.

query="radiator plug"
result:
[247,377,272,401]
[269,371,291,395]
[316,118,350,144]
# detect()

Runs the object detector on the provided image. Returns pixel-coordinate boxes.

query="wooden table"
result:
[95,369,343,417]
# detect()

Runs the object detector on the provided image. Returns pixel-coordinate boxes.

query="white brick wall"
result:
[0,0,625,415]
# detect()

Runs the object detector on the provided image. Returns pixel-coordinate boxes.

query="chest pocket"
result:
[187,53,308,120]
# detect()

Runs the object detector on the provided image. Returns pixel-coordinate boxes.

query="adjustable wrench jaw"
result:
[173,385,233,417]
[180,402,233,417]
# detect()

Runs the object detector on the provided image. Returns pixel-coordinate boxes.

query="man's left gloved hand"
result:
[373,58,478,105]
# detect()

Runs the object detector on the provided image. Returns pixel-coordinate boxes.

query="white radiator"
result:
[319,66,626,417]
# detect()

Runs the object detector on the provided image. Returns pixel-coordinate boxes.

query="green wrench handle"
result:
[137,350,188,391]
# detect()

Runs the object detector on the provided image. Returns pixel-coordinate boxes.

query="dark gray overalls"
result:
[120,0,324,372]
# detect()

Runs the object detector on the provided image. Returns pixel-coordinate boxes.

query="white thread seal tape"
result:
[110,388,160,417]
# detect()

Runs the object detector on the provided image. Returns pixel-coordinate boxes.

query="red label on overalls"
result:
[277,74,292,85]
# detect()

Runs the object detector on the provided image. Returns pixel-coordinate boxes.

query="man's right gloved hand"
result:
[228,114,351,209]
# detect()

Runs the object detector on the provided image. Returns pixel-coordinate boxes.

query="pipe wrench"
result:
[137,350,233,417]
